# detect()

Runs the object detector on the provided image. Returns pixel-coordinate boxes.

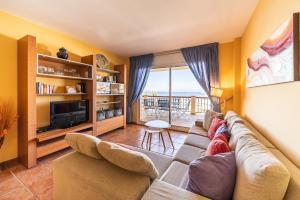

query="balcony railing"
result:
[141,95,211,114]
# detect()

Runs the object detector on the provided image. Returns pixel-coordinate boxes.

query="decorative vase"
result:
[57,47,68,59]
[0,136,4,149]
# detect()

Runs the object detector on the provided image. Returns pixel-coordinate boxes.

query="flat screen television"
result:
[50,100,89,129]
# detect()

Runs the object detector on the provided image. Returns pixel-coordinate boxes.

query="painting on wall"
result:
[246,13,299,88]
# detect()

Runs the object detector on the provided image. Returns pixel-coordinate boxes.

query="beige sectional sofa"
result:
[53,111,300,200]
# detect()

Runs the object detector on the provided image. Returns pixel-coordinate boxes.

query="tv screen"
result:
[51,100,87,115]
[50,100,89,128]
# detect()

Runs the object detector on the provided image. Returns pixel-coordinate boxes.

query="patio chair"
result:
[143,98,156,119]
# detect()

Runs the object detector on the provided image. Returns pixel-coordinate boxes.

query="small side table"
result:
[141,120,175,151]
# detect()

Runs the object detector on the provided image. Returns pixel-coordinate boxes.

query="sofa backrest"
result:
[233,134,290,200]
[226,111,300,200]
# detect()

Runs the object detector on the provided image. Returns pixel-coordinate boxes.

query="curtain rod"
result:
[154,49,181,56]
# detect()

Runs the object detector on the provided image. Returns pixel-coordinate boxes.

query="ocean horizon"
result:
[143,91,206,97]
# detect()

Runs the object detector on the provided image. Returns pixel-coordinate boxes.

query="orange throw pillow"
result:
[206,138,230,156]
[208,118,226,139]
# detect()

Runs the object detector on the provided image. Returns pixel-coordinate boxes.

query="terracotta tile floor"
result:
[0,124,187,200]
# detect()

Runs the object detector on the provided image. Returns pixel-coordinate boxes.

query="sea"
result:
[143,91,206,97]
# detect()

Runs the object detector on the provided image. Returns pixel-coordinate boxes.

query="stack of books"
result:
[36,82,55,95]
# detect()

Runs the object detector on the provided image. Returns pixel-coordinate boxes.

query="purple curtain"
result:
[127,54,154,123]
[181,43,220,111]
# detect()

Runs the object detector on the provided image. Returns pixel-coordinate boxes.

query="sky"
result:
[143,67,205,95]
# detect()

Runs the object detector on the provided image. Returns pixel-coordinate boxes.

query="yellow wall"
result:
[0,11,127,162]
[219,39,241,113]
[240,0,300,167]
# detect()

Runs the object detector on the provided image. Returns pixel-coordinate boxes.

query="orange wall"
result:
[219,39,241,113]
[240,0,300,167]
[0,11,127,163]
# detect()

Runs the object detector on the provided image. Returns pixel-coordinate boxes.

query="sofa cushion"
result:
[142,180,208,200]
[130,146,172,178]
[98,141,159,179]
[184,134,210,149]
[189,125,208,137]
[203,110,224,131]
[160,161,189,189]
[65,133,103,159]
[233,134,290,200]
[186,152,236,200]
[173,144,206,164]
[269,148,300,199]
[53,152,150,200]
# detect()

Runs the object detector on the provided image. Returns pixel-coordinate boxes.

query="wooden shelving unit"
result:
[95,64,127,136]
[17,35,127,168]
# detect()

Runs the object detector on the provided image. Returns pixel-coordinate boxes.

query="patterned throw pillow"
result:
[215,123,230,140]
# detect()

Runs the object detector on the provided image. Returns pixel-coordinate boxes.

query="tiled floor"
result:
[0,124,187,200]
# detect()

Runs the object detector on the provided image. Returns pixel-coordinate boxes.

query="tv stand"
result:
[36,123,93,158]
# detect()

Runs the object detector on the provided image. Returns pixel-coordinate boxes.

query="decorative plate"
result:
[96,54,109,69]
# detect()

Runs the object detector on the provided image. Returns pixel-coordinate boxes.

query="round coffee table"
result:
[142,120,175,151]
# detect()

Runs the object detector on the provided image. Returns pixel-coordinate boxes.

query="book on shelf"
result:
[36,82,55,95]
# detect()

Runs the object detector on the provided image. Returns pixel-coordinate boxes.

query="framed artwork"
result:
[246,13,299,88]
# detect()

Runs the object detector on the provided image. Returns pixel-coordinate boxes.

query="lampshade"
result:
[210,87,223,98]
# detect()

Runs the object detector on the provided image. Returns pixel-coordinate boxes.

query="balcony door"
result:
[140,66,210,128]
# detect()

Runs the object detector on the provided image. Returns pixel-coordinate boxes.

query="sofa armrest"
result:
[142,180,208,200]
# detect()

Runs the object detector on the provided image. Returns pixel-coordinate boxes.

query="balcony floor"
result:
[140,110,204,128]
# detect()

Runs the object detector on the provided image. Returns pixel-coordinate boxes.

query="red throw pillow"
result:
[213,133,228,143]
[208,118,227,139]
[206,139,230,156]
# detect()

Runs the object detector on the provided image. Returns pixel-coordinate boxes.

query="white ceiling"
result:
[0,0,258,57]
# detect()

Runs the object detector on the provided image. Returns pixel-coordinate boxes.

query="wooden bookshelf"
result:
[17,34,127,168]
[17,35,95,168]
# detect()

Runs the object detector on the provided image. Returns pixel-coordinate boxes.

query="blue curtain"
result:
[127,54,154,123]
[181,43,220,111]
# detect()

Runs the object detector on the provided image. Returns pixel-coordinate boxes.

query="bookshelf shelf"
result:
[97,67,120,74]
[36,73,93,80]
[38,54,93,68]
[37,93,87,96]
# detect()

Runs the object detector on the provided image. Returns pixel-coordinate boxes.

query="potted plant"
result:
[0,101,17,149]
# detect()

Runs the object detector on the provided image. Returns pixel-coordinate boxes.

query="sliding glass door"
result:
[140,66,210,128]
[140,68,170,123]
